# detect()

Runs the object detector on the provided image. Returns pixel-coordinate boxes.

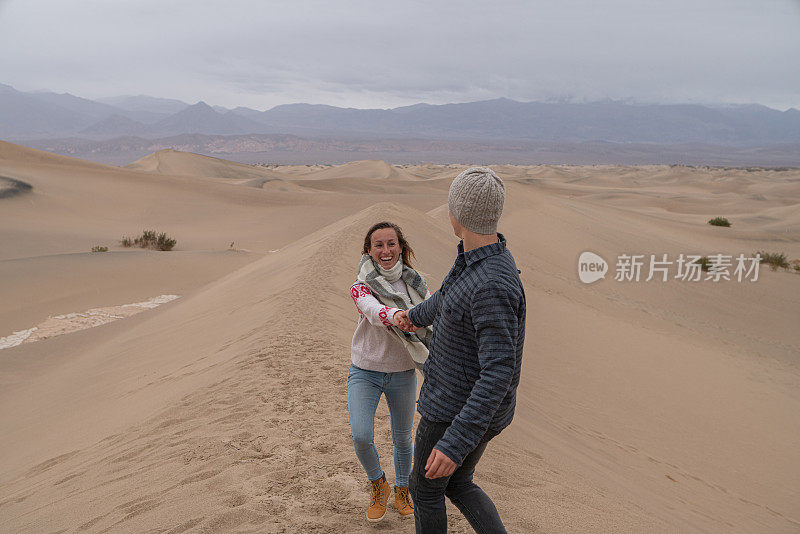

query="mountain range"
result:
[2,83,800,146]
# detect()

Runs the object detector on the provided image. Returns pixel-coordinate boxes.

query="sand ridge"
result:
[0,203,665,533]
[126,148,293,185]
[0,142,798,532]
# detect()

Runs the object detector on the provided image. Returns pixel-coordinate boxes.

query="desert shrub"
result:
[697,256,711,271]
[134,230,158,248]
[155,232,176,251]
[756,251,789,270]
[708,217,731,227]
[122,230,177,251]
[91,245,108,253]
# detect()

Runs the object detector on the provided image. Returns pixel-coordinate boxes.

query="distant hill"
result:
[0,84,93,137]
[246,98,800,145]
[81,114,149,136]
[2,83,800,148]
[150,102,268,136]
[23,90,123,123]
[94,94,189,117]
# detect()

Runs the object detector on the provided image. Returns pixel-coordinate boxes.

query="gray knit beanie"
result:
[448,166,505,234]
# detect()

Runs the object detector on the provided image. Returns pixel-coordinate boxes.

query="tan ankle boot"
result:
[394,486,414,517]
[366,474,391,523]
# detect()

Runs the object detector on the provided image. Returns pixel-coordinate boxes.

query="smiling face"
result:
[369,227,402,269]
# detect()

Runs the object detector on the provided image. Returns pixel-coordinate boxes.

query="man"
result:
[395,167,526,533]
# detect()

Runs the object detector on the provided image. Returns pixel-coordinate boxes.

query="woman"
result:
[348,221,431,523]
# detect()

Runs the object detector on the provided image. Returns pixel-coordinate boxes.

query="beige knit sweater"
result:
[349,279,416,373]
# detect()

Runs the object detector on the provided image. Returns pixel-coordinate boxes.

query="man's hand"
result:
[425,448,456,479]
[393,310,418,332]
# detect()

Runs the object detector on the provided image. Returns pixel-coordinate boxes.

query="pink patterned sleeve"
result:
[350,284,401,328]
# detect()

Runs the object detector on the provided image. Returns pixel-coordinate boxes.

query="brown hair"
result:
[362,221,416,269]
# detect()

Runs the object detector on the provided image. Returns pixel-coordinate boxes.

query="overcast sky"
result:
[1,0,798,110]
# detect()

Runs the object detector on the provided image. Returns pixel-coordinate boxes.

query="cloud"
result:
[1,0,798,110]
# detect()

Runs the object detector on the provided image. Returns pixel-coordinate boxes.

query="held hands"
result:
[425,448,457,479]
[393,310,418,332]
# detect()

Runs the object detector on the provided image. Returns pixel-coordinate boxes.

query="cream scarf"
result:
[354,255,432,371]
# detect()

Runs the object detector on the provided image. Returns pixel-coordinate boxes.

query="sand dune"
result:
[255,163,333,177]
[0,139,118,171]
[126,149,310,192]
[400,163,468,181]
[0,142,443,261]
[291,175,452,196]
[0,294,180,350]
[0,203,663,533]
[126,149,290,184]
[0,250,257,335]
[1,142,799,532]
[290,159,424,181]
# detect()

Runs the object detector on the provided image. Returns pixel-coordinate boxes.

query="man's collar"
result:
[457,233,507,266]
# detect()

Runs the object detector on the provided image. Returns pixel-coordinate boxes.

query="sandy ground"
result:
[0,142,798,532]
[0,294,180,350]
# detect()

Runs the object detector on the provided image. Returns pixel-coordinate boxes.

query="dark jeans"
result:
[409,417,506,534]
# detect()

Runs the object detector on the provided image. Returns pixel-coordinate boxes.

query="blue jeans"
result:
[409,417,506,533]
[347,364,417,487]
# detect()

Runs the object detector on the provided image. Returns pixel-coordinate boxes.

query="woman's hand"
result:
[393,310,418,332]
